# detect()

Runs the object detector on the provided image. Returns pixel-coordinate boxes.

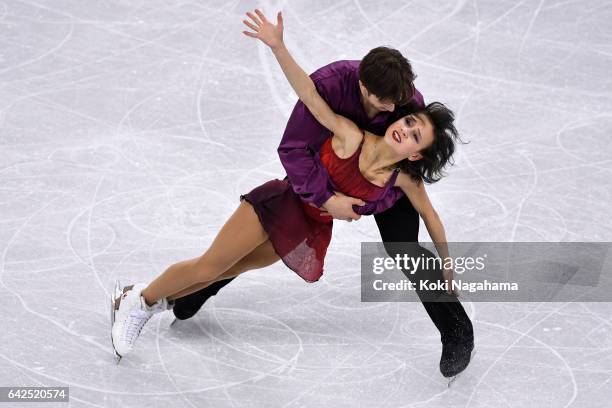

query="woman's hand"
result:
[242,9,284,50]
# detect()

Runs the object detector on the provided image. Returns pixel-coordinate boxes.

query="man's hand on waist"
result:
[318,192,365,222]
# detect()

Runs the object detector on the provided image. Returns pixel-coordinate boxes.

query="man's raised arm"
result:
[277,69,348,208]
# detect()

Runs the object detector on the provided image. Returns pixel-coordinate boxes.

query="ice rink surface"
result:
[1,0,612,406]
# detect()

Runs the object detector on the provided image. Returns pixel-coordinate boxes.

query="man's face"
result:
[359,81,395,112]
[368,93,395,112]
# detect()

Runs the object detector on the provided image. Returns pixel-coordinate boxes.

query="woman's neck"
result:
[362,134,403,174]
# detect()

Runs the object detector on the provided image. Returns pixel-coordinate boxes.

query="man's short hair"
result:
[359,46,416,105]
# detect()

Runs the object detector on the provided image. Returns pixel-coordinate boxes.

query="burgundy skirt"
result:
[240,179,333,283]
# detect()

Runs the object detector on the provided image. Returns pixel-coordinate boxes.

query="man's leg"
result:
[373,194,474,377]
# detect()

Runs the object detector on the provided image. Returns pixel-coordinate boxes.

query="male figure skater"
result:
[172,46,474,379]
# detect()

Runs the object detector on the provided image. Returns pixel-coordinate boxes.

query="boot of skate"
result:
[111,283,169,357]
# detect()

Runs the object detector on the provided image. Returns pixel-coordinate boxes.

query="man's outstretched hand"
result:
[242,9,284,50]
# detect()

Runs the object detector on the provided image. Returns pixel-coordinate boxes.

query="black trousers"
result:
[373,194,473,342]
[184,194,473,341]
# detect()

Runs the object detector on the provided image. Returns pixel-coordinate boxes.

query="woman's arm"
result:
[242,10,359,140]
[395,172,457,295]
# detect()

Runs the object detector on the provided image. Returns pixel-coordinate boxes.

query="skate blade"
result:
[170,317,178,327]
[111,279,123,364]
[447,347,477,388]
[111,280,121,325]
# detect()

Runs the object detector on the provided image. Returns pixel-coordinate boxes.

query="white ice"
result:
[1,0,611,407]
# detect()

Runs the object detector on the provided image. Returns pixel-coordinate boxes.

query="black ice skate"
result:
[440,336,475,387]
[171,280,231,325]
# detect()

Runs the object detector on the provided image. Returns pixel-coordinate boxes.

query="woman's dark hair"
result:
[389,101,465,184]
[359,47,416,105]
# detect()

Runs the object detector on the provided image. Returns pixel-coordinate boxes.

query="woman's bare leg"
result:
[140,200,268,305]
[167,239,279,300]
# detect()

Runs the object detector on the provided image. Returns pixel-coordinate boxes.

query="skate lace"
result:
[123,309,151,344]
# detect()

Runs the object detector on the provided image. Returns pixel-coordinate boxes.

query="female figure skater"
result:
[111,10,462,367]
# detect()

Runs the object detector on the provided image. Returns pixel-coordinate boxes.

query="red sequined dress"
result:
[240,135,400,282]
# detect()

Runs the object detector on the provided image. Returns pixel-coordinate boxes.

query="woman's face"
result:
[383,113,434,161]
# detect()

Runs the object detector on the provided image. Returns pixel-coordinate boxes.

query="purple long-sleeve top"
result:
[277,60,425,215]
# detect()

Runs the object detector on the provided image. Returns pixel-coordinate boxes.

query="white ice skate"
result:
[110,282,167,362]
